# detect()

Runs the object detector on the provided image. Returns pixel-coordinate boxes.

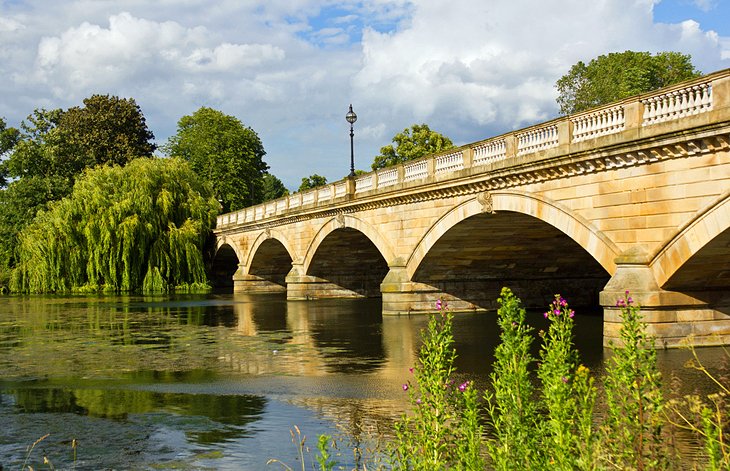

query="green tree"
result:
[164,107,269,213]
[56,94,156,168]
[11,157,218,294]
[298,174,327,191]
[0,98,155,286]
[262,173,289,201]
[372,124,454,170]
[556,51,701,115]
[0,117,20,186]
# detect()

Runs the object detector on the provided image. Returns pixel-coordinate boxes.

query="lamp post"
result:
[346,104,357,177]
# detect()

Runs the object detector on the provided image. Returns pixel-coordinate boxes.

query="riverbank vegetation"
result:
[0,96,290,294]
[277,288,729,470]
[11,157,219,293]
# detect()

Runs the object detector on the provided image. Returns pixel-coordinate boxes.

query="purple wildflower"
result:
[436,299,442,311]
[402,383,409,391]
[458,381,469,392]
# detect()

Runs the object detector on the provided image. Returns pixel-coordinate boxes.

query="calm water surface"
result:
[0,293,726,469]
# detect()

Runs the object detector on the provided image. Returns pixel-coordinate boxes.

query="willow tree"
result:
[11,157,219,293]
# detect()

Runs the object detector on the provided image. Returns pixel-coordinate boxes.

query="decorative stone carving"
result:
[264,228,271,239]
[477,192,496,214]
[336,213,346,228]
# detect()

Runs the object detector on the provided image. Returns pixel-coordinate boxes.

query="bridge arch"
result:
[651,192,730,289]
[246,228,298,270]
[301,214,396,274]
[405,190,621,280]
[215,236,245,264]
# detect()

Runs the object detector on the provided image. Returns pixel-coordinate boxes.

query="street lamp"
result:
[346,104,357,177]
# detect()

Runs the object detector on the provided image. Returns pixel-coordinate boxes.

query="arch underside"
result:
[308,228,389,297]
[662,227,730,309]
[210,243,239,290]
[413,211,611,310]
[249,238,293,288]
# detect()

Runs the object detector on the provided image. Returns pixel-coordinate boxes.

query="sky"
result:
[1,0,729,190]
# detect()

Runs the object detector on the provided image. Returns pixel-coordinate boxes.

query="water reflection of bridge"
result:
[226,295,419,379]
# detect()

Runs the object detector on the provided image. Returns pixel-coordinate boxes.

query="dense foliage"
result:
[11,157,219,294]
[371,124,453,170]
[556,50,701,115]
[164,107,269,213]
[0,96,156,288]
[298,174,327,191]
[262,173,289,201]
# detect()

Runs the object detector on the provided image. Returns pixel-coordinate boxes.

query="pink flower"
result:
[402,383,409,391]
[561,376,569,383]
[458,381,469,392]
[544,311,549,319]
[416,398,421,405]
[569,310,575,318]
[435,299,443,311]
[409,367,414,374]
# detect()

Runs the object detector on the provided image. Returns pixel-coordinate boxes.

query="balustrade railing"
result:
[378,168,399,188]
[435,150,464,174]
[216,69,729,228]
[317,186,332,203]
[404,160,428,181]
[473,138,506,167]
[642,82,712,125]
[355,174,374,193]
[517,124,559,155]
[572,105,625,142]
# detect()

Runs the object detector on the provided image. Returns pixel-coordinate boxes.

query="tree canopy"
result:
[555,51,702,115]
[262,173,289,201]
[372,124,454,170]
[0,97,156,287]
[298,174,327,192]
[164,107,269,213]
[11,157,219,294]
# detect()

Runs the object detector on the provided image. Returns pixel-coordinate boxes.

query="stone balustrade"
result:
[217,69,730,228]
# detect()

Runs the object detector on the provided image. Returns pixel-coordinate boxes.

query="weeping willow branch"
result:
[11,157,219,294]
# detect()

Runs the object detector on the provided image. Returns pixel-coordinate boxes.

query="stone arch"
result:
[301,214,396,274]
[245,228,298,272]
[215,236,244,264]
[405,190,620,280]
[651,192,730,287]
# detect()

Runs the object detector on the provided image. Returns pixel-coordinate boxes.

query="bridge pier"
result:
[233,266,286,293]
[600,248,730,348]
[285,264,366,299]
[381,266,486,315]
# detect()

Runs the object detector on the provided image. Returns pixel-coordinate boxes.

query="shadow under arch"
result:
[406,190,620,280]
[246,229,297,288]
[301,215,396,274]
[651,192,730,291]
[300,215,394,298]
[406,190,619,310]
[210,238,243,290]
[245,228,298,269]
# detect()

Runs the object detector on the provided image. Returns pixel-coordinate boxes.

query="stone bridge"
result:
[214,69,730,347]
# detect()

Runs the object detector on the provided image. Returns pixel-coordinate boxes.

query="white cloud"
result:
[692,0,717,12]
[0,16,24,32]
[353,0,728,143]
[0,0,728,189]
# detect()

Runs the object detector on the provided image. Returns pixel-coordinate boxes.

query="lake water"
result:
[0,293,726,469]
